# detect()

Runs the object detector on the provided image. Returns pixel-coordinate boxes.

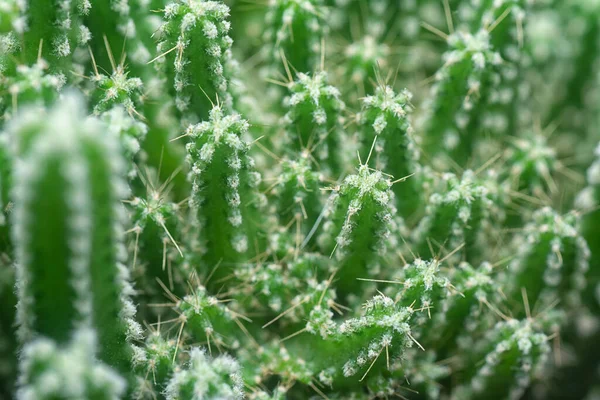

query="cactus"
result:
[1,0,600,399]
[9,94,141,373]
[17,328,126,400]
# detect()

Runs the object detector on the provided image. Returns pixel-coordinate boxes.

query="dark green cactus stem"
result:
[417,29,500,167]
[11,94,142,372]
[502,131,559,198]
[186,105,265,284]
[282,71,348,176]
[288,294,417,388]
[85,0,156,74]
[452,319,550,400]
[318,165,394,301]
[577,143,600,312]
[263,0,327,74]
[412,170,491,262]
[358,85,422,217]
[156,0,233,121]
[6,0,91,74]
[17,328,126,399]
[271,153,323,239]
[504,207,590,317]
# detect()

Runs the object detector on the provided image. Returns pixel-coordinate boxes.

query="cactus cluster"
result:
[1,0,599,399]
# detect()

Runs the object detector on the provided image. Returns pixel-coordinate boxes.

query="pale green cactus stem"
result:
[281,71,349,176]
[185,105,265,283]
[412,170,492,263]
[504,207,590,317]
[576,142,600,312]
[451,318,550,400]
[263,0,327,75]
[318,165,395,301]
[3,0,92,74]
[17,328,126,400]
[10,94,142,372]
[417,29,501,167]
[164,347,244,400]
[128,182,182,309]
[358,85,422,217]
[156,0,233,121]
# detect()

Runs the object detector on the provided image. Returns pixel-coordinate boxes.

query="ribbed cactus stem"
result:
[452,319,550,400]
[0,60,65,121]
[319,165,394,300]
[14,0,91,71]
[359,85,421,216]
[271,153,323,239]
[505,207,590,316]
[157,0,233,120]
[185,105,265,282]
[10,94,141,371]
[412,170,491,262]
[417,29,501,166]
[263,0,327,75]
[282,71,348,176]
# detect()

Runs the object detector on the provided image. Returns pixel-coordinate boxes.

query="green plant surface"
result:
[1,1,600,399]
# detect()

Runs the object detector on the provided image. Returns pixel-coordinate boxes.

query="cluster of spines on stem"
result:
[9,94,141,372]
[164,347,244,400]
[17,328,126,400]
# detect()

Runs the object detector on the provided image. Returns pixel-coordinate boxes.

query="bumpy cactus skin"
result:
[2,0,600,399]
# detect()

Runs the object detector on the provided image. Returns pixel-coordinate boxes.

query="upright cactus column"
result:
[263,0,328,75]
[10,94,141,371]
[3,0,91,74]
[282,71,348,176]
[318,165,395,301]
[504,207,590,316]
[186,105,265,283]
[156,0,234,120]
[358,86,422,217]
[452,319,550,400]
